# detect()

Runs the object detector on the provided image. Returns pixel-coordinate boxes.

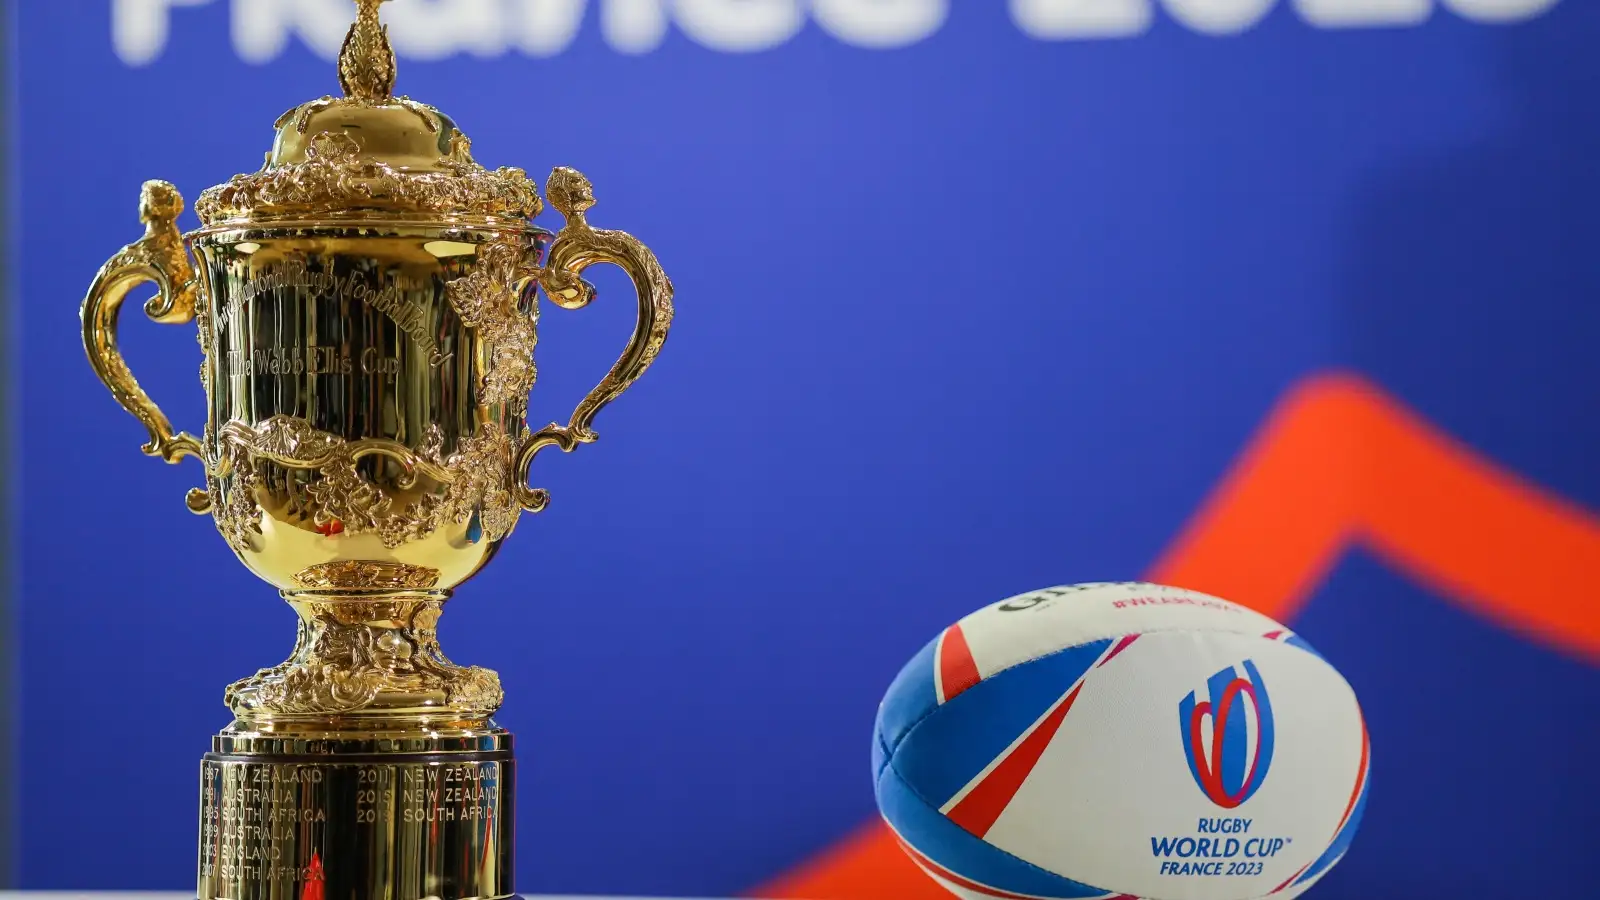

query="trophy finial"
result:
[338,0,395,101]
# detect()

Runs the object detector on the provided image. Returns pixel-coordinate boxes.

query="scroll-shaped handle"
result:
[515,167,675,512]
[81,181,208,480]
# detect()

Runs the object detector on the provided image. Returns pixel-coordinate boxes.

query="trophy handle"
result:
[80,181,207,474]
[514,167,674,513]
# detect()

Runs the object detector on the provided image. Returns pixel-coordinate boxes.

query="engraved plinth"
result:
[198,733,514,900]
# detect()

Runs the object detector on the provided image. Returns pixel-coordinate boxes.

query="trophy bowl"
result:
[78,2,672,897]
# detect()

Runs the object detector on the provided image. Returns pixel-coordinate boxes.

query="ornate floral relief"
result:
[225,599,504,719]
[193,131,541,225]
[210,415,519,553]
[294,560,442,590]
[210,440,265,555]
[195,295,214,393]
[439,421,521,543]
[446,239,538,414]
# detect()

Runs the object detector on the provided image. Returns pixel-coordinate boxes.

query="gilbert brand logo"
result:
[113,0,1560,67]
[1180,660,1274,809]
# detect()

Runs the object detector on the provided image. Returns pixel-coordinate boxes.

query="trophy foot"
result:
[198,726,516,900]
[204,589,517,900]
[224,590,506,725]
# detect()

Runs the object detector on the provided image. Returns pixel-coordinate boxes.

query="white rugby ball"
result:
[873,582,1369,900]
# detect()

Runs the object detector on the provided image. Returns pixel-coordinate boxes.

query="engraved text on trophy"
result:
[215,258,460,382]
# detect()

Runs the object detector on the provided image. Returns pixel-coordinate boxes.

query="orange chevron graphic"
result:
[755,371,1600,900]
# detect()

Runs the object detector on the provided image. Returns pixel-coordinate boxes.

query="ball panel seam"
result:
[969,624,1313,687]
[891,625,1350,768]
[877,753,1120,898]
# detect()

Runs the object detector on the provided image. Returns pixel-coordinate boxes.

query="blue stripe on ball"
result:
[876,636,940,770]
[1283,633,1325,660]
[886,639,1111,807]
[876,753,1114,899]
[1293,764,1371,887]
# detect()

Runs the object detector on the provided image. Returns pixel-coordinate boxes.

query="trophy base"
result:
[197,726,515,900]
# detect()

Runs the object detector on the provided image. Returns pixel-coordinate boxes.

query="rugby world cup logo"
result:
[1179,660,1275,809]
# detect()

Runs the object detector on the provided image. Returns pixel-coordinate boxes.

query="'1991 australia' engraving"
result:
[217,259,453,364]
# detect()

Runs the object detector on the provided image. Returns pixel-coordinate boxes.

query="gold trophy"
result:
[79,1,672,897]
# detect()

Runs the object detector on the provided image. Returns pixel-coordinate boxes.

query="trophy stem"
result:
[200,589,516,900]
[224,591,505,726]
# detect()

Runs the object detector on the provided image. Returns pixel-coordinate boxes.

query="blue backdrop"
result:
[8,1,1598,897]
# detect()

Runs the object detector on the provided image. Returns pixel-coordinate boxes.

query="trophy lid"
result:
[194,0,541,227]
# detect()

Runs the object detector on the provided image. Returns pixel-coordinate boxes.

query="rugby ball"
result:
[873,582,1368,900]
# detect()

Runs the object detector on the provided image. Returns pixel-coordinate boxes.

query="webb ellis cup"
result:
[79,1,672,897]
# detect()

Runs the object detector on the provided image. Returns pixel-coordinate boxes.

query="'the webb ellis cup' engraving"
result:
[225,345,415,377]
[80,2,673,898]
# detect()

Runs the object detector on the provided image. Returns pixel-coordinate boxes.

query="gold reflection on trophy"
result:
[80,1,673,897]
